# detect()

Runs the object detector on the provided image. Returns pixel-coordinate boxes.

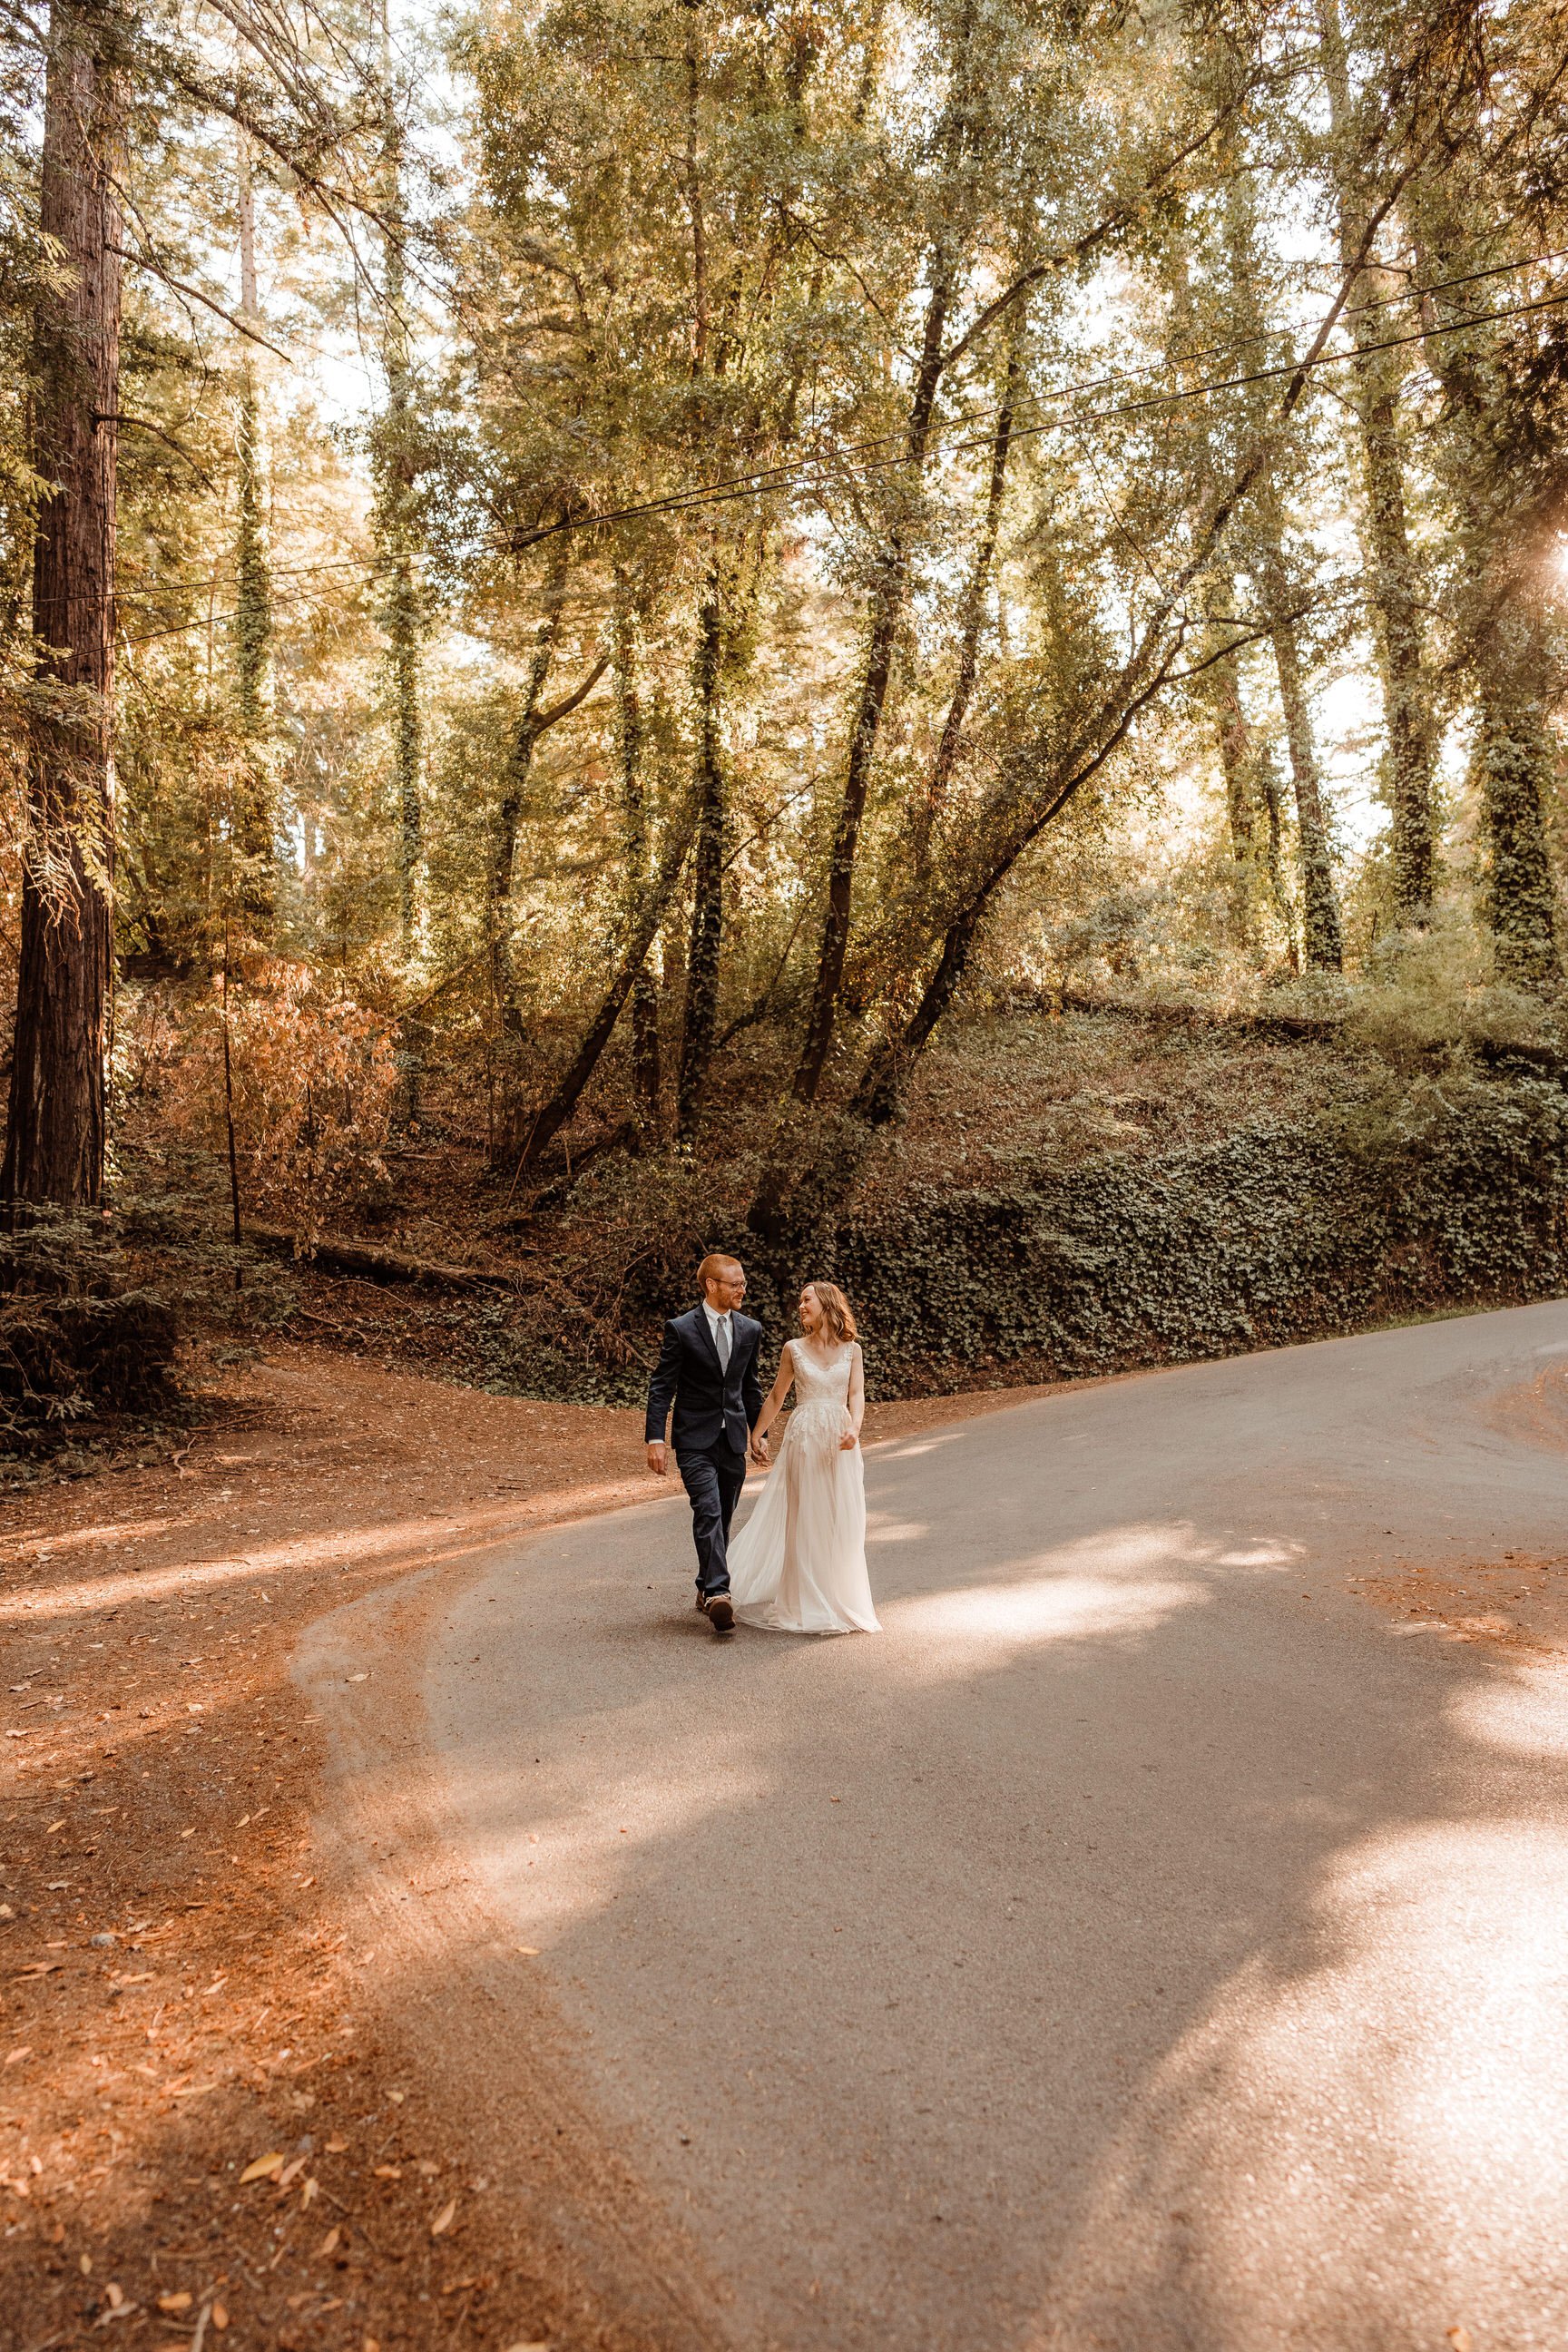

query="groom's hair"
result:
[696,1251,742,1289]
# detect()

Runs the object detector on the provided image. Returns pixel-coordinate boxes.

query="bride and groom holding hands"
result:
[644,1251,882,1637]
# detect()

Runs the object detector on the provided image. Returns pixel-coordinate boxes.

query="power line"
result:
[504,269,1568,550]
[120,237,1568,609]
[120,248,1568,647]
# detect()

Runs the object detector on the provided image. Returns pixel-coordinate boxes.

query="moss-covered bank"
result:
[729,1073,1568,1396]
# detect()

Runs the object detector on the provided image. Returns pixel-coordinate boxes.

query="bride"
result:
[728,1281,881,1636]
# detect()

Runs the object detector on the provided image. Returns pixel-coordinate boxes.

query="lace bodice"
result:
[789,1340,854,1413]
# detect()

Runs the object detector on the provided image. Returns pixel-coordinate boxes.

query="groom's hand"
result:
[646,1440,668,1477]
[748,1432,769,1465]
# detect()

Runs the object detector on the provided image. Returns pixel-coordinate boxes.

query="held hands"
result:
[646,1440,668,1477]
[749,1431,770,1466]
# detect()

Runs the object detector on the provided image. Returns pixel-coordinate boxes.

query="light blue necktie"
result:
[715,1314,731,1371]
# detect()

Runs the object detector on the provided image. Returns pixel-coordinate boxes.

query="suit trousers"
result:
[678,1439,748,1597]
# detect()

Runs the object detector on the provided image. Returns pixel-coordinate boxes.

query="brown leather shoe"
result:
[703,1592,735,1632]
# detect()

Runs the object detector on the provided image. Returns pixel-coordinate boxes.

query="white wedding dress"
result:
[729,1340,881,1634]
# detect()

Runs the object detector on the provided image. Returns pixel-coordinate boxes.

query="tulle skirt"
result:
[728,1400,881,1635]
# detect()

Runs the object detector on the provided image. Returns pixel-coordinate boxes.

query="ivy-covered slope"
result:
[742,1073,1568,1396]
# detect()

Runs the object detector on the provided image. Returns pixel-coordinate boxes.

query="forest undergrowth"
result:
[22,974,1552,1465]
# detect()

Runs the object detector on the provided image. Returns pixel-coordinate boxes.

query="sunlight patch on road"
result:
[1041,1818,1568,2349]
[884,1521,1300,1665]
[0,1481,660,1622]
[450,1754,773,1948]
[1449,1658,1568,1759]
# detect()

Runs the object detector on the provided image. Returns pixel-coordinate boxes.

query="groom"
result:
[645,1251,765,1632]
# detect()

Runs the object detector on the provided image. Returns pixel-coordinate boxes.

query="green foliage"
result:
[803,1076,1568,1395]
[432,1063,1568,1405]
[0,1208,179,1444]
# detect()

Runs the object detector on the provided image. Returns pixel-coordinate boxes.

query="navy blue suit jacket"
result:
[644,1307,764,1456]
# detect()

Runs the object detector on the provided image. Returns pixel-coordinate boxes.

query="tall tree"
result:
[373,3,423,968]
[231,127,275,928]
[1318,0,1436,926]
[612,565,662,1124]
[4,0,124,1208]
[1222,167,1345,971]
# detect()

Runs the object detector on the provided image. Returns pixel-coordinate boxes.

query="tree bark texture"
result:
[613,573,662,1123]
[1202,604,1263,949]
[515,808,698,1177]
[1262,544,1345,971]
[677,578,724,1139]
[4,0,123,1210]
[485,536,571,1051]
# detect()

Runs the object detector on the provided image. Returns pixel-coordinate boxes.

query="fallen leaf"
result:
[348,1673,368,1684]
[211,2307,229,2333]
[514,1945,541,1957]
[318,2227,340,2258]
[325,2136,348,2153]
[373,2163,402,2180]
[500,2340,551,2351]
[276,2154,309,2191]
[157,2293,192,2315]
[4,2048,31,2066]
[240,2151,286,2184]
[364,2337,381,2352]
[300,2176,318,2207]
[430,2197,457,2237]
[1447,2333,1473,2352]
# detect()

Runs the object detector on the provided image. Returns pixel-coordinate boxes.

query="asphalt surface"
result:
[388,1305,1568,2350]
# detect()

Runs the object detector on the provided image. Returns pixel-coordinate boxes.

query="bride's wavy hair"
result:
[805,1281,857,1343]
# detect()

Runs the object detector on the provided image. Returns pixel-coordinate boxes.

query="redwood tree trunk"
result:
[676,577,724,1140]
[5,0,123,1209]
[613,573,662,1124]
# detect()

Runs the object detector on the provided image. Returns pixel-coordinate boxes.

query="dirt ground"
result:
[0,1345,1073,2352]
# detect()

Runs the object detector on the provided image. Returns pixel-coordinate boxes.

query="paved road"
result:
[367,1305,1568,2350]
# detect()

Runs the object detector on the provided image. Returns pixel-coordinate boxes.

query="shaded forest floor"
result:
[100,988,1556,1415]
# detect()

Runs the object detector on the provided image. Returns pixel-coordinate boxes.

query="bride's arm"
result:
[841,1343,866,1449]
[749,1341,796,1462]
